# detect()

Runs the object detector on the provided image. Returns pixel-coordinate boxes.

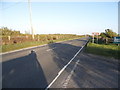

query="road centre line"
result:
[45,41,88,89]
[46,47,56,51]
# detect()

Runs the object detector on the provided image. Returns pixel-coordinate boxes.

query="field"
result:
[1,35,83,53]
[85,43,120,59]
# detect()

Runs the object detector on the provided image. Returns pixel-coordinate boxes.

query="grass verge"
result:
[85,42,120,59]
[1,37,82,53]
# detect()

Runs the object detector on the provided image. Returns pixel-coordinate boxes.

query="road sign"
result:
[92,32,100,35]
[113,37,120,44]
[92,32,100,43]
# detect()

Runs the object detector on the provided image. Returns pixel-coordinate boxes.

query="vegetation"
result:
[85,29,119,59]
[2,36,82,52]
[99,29,118,44]
[100,29,118,38]
[0,27,84,52]
[0,27,21,36]
[85,43,120,59]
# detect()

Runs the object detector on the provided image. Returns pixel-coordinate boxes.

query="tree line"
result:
[100,29,118,38]
[0,27,21,36]
[98,29,119,44]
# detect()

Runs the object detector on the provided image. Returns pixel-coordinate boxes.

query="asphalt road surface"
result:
[1,37,119,88]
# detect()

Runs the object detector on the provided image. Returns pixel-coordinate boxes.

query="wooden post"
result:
[38,35,39,41]
[8,36,10,41]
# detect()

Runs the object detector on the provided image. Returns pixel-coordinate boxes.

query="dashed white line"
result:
[46,47,56,51]
[68,42,72,44]
[63,60,80,88]
[45,41,88,89]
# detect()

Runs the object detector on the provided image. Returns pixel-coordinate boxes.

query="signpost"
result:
[92,32,100,43]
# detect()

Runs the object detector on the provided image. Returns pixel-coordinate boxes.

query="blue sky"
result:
[0,1,118,35]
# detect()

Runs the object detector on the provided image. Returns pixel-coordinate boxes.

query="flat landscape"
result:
[1,1,119,89]
[1,37,119,88]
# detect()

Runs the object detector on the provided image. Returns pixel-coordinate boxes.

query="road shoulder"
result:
[50,52,119,88]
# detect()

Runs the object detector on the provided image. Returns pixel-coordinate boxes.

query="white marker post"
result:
[92,32,99,44]
[92,34,94,43]
[8,36,10,41]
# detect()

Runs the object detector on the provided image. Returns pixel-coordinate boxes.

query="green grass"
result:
[1,37,81,53]
[85,43,120,59]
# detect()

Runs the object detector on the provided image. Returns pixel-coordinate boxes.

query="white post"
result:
[92,34,94,43]
[8,36,10,41]
[97,35,98,44]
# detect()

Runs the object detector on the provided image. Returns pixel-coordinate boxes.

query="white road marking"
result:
[45,41,88,90]
[68,42,72,44]
[63,60,80,88]
[46,47,56,51]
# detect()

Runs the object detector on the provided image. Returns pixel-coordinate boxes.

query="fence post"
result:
[8,36,10,41]
[38,35,39,41]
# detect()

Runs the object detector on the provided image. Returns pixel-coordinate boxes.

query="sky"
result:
[0,1,119,35]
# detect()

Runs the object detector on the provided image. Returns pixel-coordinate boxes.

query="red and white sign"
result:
[92,32,100,35]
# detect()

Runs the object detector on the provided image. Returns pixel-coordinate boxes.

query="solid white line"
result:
[45,41,88,89]
[63,59,80,88]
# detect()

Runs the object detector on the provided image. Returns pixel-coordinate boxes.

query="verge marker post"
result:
[92,34,94,43]
[8,36,10,41]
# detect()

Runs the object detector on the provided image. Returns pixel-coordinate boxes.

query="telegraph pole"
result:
[28,0,34,39]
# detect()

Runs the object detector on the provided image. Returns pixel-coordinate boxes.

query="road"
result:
[1,37,119,88]
[51,53,119,88]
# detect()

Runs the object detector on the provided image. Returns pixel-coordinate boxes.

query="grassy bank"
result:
[1,37,82,53]
[85,43,120,59]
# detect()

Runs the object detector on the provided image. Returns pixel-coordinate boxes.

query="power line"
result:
[0,0,25,10]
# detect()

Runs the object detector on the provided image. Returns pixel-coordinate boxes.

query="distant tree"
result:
[105,29,118,38]
[100,32,107,38]
[100,29,118,44]
[0,27,21,36]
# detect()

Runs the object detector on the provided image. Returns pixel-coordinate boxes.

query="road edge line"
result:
[45,40,88,89]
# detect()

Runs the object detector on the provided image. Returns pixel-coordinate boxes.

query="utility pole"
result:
[28,0,34,39]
